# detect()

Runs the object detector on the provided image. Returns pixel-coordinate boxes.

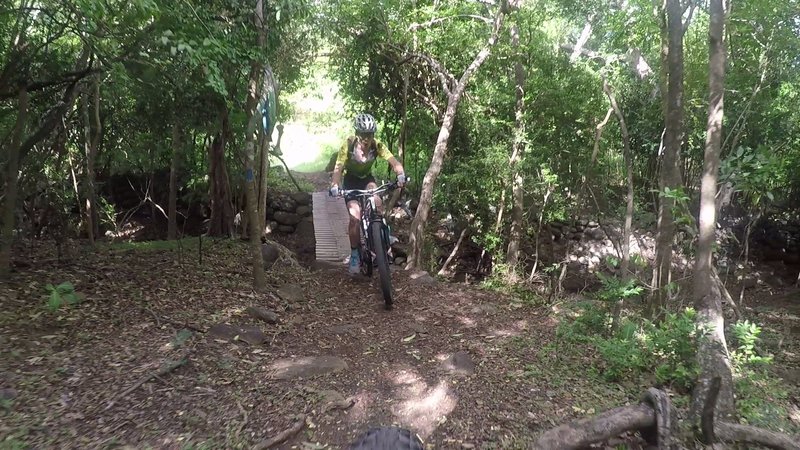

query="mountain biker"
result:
[329,113,406,274]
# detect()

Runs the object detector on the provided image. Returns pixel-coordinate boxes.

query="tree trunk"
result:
[207,110,235,237]
[168,121,181,240]
[603,79,634,329]
[505,17,526,276]
[0,87,28,279]
[257,130,269,236]
[241,0,267,292]
[81,74,101,244]
[406,3,507,270]
[650,0,685,316]
[691,0,735,424]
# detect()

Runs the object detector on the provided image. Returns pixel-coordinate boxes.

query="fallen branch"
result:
[437,227,468,276]
[252,414,306,449]
[104,349,191,410]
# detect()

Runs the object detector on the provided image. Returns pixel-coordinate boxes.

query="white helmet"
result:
[354,113,377,133]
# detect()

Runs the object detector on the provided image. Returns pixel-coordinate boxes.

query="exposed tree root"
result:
[252,414,306,449]
[104,349,191,411]
[703,377,799,450]
[533,404,655,450]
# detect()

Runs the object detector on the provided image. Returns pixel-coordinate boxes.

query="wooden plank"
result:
[312,191,351,262]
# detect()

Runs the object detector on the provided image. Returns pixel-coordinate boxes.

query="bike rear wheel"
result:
[370,221,392,309]
[348,426,423,449]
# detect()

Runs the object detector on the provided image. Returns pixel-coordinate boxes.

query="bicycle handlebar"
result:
[338,178,411,198]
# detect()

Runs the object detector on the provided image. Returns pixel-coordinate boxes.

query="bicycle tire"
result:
[348,426,424,450]
[370,221,392,309]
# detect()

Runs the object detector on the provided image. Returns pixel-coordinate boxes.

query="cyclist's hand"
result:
[397,173,407,188]
[329,184,339,197]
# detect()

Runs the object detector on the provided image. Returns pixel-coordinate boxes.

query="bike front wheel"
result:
[370,221,392,309]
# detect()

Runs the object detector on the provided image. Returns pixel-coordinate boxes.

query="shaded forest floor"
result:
[2,236,799,449]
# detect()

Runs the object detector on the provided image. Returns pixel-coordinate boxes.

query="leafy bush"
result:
[45,282,84,311]
[646,309,700,389]
[594,273,645,303]
[726,320,796,431]
[480,263,546,306]
[730,320,773,368]
[559,304,699,390]
[556,302,609,343]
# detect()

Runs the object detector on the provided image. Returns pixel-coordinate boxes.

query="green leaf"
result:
[47,292,62,311]
[56,282,74,294]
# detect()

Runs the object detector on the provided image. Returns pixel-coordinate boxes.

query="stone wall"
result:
[266,191,313,234]
[539,219,656,270]
[749,217,800,266]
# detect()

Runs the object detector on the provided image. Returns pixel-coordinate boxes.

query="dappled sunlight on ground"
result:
[346,390,375,423]
[458,315,477,328]
[488,319,529,339]
[389,368,457,439]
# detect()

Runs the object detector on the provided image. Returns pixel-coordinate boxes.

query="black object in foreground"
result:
[349,426,424,450]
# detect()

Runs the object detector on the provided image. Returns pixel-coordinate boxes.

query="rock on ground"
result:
[208,323,267,345]
[268,356,348,380]
[245,306,279,324]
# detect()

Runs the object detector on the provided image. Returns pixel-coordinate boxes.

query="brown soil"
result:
[2,235,798,448]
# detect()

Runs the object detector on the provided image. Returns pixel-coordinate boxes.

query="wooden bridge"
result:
[311,191,351,263]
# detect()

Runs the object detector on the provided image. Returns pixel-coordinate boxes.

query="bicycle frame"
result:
[338,180,408,308]
[341,183,395,273]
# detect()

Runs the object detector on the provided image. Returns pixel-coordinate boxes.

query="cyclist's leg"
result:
[364,177,382,215]
[343,174,365,247]
[346,199,361,248]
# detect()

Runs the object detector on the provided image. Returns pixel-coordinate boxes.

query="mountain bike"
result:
[339,179,408,310]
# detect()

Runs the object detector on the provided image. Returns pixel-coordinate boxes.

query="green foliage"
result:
[594,273,644,303]
[44,282,84,312]
[268,166,314,192]
[559,304,700,390]
[721,146,785,208]
[480,263,546,306]
[657,186,695,231]
[735,371,795,431]
[172,329,194,348]
[728,320,796,431]
[730,320,773,368]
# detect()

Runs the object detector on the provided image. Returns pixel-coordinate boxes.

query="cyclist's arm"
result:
[377,142,405,177]
[387,156,405,177]
[331,140,349,187]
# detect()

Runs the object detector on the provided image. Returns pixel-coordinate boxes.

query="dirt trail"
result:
[3,238,798,448]
[0,239,633,449]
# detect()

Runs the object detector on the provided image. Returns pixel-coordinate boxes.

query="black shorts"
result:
[343,174,376,203]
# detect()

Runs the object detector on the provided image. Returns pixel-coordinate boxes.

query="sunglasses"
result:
[356,132,375,140]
